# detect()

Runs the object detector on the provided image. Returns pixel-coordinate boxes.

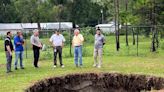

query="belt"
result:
[55,46,62,47]
[75,45,81,47]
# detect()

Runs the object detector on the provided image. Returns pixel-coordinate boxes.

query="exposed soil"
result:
[25,73,164,92]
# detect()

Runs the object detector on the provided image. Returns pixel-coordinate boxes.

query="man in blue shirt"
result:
[14,31,24,70]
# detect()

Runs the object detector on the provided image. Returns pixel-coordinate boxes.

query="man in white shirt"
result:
[50,31,65,68]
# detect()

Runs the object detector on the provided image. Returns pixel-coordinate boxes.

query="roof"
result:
[0,22,73,30]
[42,22,73,29]
[95,22,115,28]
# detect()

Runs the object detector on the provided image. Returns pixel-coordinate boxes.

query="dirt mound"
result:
[25,73,164,92]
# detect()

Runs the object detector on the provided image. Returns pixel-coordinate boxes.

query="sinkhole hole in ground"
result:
[26,73,164,92]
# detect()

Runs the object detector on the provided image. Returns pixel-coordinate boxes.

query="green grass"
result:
[0,35,164,92]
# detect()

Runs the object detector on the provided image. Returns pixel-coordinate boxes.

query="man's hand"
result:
[17,42,22,45]
[39,44,42,48]
[51,44,57,48]
[72,44,74,48]
[62,44,64,48]
[9,52,12,56]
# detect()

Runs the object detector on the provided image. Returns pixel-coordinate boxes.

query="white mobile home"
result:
[95,22,121,33]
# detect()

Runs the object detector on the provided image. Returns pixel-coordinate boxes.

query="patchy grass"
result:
[0,36,163,92]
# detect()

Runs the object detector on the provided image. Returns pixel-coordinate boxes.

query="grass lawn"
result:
[0,36,164,92]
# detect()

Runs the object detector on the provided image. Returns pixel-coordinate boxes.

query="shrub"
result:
[161,41,164,50]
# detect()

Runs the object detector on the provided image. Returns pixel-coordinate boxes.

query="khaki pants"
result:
[94,48,103,66]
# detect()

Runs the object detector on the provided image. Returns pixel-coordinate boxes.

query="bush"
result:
[0,35,5,40]
[161,41,164,50]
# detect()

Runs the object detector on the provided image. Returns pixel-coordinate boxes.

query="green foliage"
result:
[0,0,163,28]
[161,41,164,50]
[0,34,164,92]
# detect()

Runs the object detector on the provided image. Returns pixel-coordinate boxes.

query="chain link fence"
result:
[15,26,163,60]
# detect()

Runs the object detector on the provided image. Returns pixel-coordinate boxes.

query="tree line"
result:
[0,0,163,52]
[0,0,163,26]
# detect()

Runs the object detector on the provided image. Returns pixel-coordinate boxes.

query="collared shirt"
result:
[30,35,41,49]
[4,36,14,51]
[49,34,65,47]
[94,34,105,49]
[14,35,24,51]
[72,34,84,46]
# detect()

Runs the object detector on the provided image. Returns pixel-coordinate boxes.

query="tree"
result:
[69,0,102,27]
[114,0,120,51]
[0,0,19,23]
[125,0,128,46]
[14,0,52,30]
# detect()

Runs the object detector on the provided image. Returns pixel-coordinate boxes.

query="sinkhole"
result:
[26,73,164,92]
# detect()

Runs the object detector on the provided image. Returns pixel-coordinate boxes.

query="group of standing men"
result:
[4,28,105,73]
[4,31,24,73]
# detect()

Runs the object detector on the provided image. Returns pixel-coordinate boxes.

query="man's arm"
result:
[62,35,66,48]
[20,36,24,45]
[79,34,84,42]
[72,37,74,47]
[5,40,12,56]
[14,37,22,45]
[102,36,105,45]
[62,35,66,42]
[49,35,55,48]
[6,45,12,56]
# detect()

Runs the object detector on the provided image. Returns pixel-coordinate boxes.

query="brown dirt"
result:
[25,73,164,92]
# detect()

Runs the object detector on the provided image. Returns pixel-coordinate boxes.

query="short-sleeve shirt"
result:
[4,36,14,51]
[49,34,65,47]
[30,35,41,49]
[72,34,84,46]
[94,34,105,49]
[14,35,24,51]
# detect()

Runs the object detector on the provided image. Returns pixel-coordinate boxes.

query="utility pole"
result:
[125,0,129,46]
[114,0,120,51]
[101,9,104,24]
[116,0,120,50]
[58,4,62,32]
[151,0,157,52]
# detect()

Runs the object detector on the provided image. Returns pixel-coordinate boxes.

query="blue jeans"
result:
[15,51,24,68]
[74,46,83,66]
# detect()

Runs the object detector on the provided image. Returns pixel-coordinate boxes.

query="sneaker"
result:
[53,65,57,68]
[97,65,101,68]
[15,67,18,70]
[6,71,12,73]
[21,67,24,69]
[61,65,65,68]
[35,66,39,68]
[79,65,83,68]
[6,71,10,73]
